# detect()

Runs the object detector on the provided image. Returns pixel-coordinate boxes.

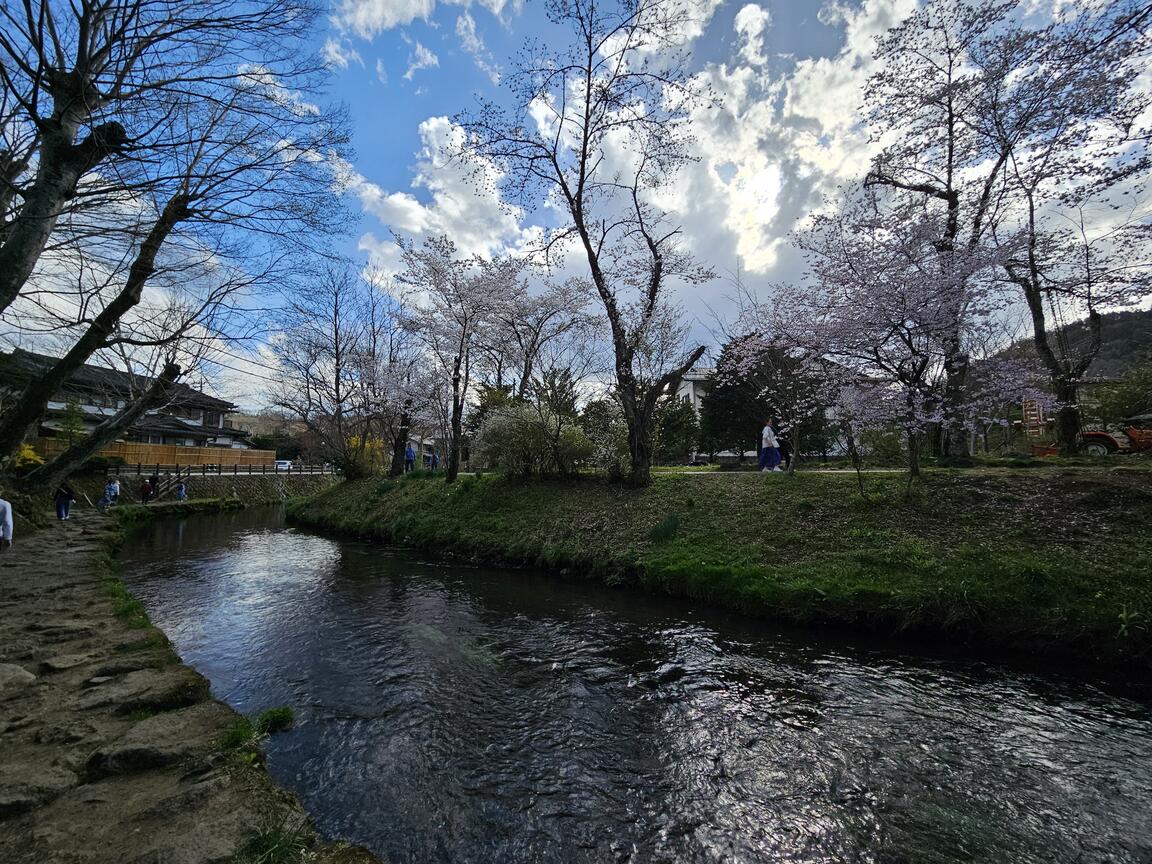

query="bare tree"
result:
[20,357,183,490]
[0,0,334,315]
[458,0,713,485]
[0,35,347,464]
[272,268,374,478]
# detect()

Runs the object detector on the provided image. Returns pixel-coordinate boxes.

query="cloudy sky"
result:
[317,0,915,331]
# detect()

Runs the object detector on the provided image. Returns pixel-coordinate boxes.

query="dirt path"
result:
[0,510,378,864]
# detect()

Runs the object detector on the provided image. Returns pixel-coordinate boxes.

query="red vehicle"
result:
[1079,415,1152,456]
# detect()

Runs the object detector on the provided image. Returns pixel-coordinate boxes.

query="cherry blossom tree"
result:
[865,0,1152,453]
[272,267,425,478]
[473,273,597,399]
[458,0,713,485]
[751,191,1009,477]
[397,236,517,483]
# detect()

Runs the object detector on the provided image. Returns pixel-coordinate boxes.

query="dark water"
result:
[117,508,1152,864]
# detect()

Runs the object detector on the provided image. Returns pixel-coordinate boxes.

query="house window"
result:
[204,411,222,428]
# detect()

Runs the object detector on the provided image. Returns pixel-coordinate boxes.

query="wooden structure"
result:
[31,438,275,467]
[1022,399,1047,438]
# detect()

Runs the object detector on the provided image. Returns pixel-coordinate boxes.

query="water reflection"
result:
[120,509,1152,864]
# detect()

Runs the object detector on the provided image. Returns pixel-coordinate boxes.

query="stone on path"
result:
[74,667,208,714]
[0,663,36,694]
[86,701,236,779]
[0,763,76,819]
[38,653,95,674]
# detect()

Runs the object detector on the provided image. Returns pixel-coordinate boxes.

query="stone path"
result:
[0,511,379,864]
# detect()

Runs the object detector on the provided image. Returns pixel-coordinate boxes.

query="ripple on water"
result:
[120,509,1152,864]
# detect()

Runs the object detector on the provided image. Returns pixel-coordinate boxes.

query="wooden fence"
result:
[31,438,276,467]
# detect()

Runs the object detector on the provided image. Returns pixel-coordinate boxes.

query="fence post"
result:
[137,463,142,476]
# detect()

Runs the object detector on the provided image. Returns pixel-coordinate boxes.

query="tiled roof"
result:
[0,349,236,412]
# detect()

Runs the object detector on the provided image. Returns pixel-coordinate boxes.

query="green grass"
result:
[233,821,311,864]
[114,497,244,528]
[219,706,296,753]
[288,469,1152,666]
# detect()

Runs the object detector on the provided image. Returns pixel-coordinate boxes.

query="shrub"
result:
[474,403,593,478]
[579,398,630,479]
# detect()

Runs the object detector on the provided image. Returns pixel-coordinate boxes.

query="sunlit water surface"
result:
[117,508,1152,864]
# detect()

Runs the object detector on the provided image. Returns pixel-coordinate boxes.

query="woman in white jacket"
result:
[759,418,782,472]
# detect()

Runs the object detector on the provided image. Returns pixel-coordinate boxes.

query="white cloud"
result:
[404,41,440,80]
[332,0,509,40]
[733,4,771,67]
[375,58,388,84]
[322,37,363,70]
[456,12,501,84]
[335,116,530,274]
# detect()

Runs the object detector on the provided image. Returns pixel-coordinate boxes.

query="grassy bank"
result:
[113,496,245,528]
[289,470,1152,671]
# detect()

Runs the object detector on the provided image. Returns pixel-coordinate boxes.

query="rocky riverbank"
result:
[0,508,380,864]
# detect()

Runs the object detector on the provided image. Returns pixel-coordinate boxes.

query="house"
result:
[674,367,712,412]
[0,348,251,450]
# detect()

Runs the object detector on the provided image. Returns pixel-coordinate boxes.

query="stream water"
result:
[117,507,1152,864]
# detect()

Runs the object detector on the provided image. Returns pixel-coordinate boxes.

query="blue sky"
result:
[312,0,897,298]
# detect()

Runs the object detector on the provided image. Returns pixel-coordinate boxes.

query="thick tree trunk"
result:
[389,407,412,477]
[907,430,922,479]
[940,352,970,458]
[21,362,182,493]
[1053,379,1081,455]
[626,411,654,488]
[446,397,463,483]
[0,195,190,461]
[0,120,128,315]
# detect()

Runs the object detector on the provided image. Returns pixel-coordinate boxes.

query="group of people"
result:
[403,444,440,473]
[0,471,194,551]
[137,474,188,504]
[759,417,792,473]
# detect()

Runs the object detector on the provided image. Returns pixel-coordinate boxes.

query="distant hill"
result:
[1000,308,1152,378]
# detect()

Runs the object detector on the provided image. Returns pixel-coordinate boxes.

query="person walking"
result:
[53,482,76,520]
[759,418,782,472]
[140,477,153,504]
[0,494,13,550]
[776,424,792,471]
[175,480,188,501]
[404,443,416,473]
[108,478,120,504]
[430,451,440,472]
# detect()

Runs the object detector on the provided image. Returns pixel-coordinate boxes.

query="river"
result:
[116,507,1152,864]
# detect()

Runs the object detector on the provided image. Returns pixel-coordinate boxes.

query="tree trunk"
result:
[907,430,922,479]
[0,121,128,315]
[626,412,654,488]
[1053,379,1081,455]
[940,352,970,457]
[21,361,182,493]
[846,433,866,496]
[0,194,190,461]
[446,396,463,483]
[389,406,412,477]
[786,427,800,476]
